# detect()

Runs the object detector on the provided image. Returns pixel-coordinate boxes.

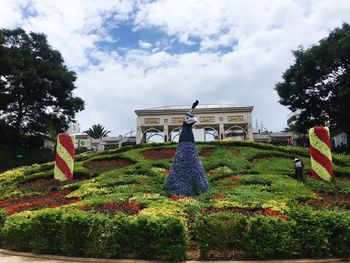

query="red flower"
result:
[230,176,240,183]
[171,195,179,201]
[200,148,213,158]
[144,149,176,160]
[215,193,226,199]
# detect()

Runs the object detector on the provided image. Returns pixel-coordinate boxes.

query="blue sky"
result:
[1,0,350,136]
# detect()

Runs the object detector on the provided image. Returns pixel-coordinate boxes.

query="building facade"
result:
[135,104,254,144]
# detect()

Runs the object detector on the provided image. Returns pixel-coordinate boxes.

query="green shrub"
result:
[30,209,63,254]
[288,208,330,257]
[318,210,350,257]
[245,216,299,259]
[61,210,110,257]
[1,212,34,251]
[0,209,6,243]
[195,212,247,259]
[0,144,54,172]
[104,214,134,257]
[132,215,187,261]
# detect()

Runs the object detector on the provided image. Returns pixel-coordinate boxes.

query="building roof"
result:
[135,104,254,116]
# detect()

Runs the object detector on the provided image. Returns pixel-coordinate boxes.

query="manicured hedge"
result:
[194,209,350,259]
[1,209,187,261]
[195,212,247,258]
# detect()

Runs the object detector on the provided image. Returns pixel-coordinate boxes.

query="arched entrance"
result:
[225,126,247,140]
[142,128,164,143]
[203,126,219,142]
[169,127,182,142]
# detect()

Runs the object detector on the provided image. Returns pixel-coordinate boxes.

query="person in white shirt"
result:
[294,158,304,182]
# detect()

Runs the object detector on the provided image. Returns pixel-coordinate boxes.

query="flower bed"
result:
[308,192,350,209]
[201,207,288,221]
[200,148,214,157]
[79,202,141,215]
[0,190,79,215]
[19,176,88,188]
[83,159,131,173]
[143,148,176,160]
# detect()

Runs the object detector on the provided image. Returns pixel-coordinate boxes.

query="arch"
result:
[169,127,182,142]
[146,133,164,143]
[142,127,163,137]
[202,126,219,142]
[225,125,247,140]
[142,128,164,143]
[169,127,182,134]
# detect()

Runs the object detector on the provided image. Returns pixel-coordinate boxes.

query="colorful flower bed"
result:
[200,148,214,157]
[201,207,288,221]
[1,141,350,261]
[0,190,79,215]
[308,192,350,209]
[19,176,88,188]
[143,148,176,160]
[79,202,141,215]
[83,159,130,173]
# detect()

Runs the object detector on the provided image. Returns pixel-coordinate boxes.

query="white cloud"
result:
[11,0,135,68]
[0,0,29,28]
[138,40,152,49]
[1,0,350,135]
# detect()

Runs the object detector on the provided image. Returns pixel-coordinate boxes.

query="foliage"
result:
[275,23,350,140]
[0,141,350,260]
[245,215,299,258]
[0,144,55,172]
[195,212,247,259]
[1,211,35,251]
[1,209,187,261]
[0,28,84,142]
[84,124,110,139]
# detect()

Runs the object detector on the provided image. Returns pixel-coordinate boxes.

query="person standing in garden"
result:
[164,100,209,196]
[294,158,304,182]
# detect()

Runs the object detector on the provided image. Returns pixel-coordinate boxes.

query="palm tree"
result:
[84,124,111,139]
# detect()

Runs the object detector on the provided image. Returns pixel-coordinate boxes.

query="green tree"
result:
[276,23,350,145]
[0,28,84,145]
[84,124,111,139]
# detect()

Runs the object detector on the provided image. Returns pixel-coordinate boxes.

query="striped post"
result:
[54,133,75,181]
[309,125,333,182]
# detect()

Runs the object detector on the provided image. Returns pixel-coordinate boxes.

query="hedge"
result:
[194,209,350,259]
[1,209,187,261]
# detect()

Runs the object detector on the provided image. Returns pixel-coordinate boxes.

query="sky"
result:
[1,0,350,136]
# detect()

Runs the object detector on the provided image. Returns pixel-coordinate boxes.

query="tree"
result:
[84,124,111,139]
[0,28,84,145]
[275,23,350,146]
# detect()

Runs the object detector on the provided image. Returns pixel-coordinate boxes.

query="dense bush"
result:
[132,215,187,260]
[0,209,6,243]
[1,212,34,251]
[61,210,111,257]
[195,209,350,259]
[0,144,54,172]
[0,209,187,261]
[30,209,64,254]
[245,216,299,258]
[195,212,247,258]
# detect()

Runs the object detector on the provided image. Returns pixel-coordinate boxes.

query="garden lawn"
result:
[1,141,350,260]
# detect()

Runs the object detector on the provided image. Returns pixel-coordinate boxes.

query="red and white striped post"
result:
[54,133,75,181]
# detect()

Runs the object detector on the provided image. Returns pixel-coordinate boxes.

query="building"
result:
[67,122,81,134]
[72,133,136,152]
[253,131,295,144]
[333,131,348,148]
[135,104,254,144]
